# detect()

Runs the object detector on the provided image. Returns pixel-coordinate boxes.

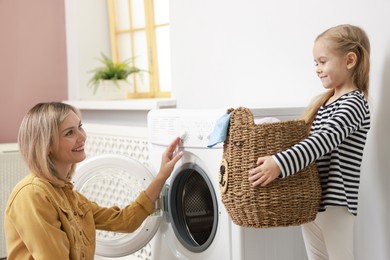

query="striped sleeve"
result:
[273,92,370,178]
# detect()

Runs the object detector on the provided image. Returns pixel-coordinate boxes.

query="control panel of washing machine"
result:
[178,117,215,145]
[148,110,226,148]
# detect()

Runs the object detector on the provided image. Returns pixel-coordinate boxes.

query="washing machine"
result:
[74,108,308,260]
[147,108,232,260]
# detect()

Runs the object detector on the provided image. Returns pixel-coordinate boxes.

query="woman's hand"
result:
[158,136,184,180]
[145,137,183,202]
[248,156,281,187]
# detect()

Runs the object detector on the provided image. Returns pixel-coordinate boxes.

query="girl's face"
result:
[49,111,86,177]
[313,38,353,92]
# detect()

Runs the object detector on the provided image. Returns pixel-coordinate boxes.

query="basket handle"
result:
[230,107,255,127]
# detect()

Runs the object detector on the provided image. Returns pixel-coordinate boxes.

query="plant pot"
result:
[100,80,132,100]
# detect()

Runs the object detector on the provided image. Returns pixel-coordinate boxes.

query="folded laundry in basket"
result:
[207,112,232,148]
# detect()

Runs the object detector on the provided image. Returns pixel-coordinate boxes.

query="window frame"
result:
[107,0,171,98]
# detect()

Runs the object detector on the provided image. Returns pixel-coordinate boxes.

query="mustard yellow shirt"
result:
[4,173,155,260]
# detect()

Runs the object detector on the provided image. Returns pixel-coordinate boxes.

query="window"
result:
[107,0,170,98]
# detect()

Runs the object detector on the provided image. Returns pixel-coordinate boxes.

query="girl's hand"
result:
[248,156,281,187]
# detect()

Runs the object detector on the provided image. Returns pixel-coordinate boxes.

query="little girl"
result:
[248,24,371,260]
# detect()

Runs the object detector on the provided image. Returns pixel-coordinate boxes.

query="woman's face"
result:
[49,111,86,177]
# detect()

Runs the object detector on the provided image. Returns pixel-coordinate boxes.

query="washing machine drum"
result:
[167,163,219,253]
[73,154,161,258]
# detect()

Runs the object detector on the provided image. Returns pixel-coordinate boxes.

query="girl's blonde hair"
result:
[18,102,82,187]
[301,24,371,127]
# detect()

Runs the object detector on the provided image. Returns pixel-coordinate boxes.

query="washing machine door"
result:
[73,154,162,257]
[165,162,219,253]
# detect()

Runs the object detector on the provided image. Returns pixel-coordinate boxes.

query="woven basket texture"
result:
[220,107,321,228]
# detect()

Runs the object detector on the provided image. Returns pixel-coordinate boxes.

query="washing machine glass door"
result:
[167,162,218,253]
[73,154,162,257]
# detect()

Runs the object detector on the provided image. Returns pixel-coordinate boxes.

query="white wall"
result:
[65,0,111,100]
[66,0,390,259]
[170,0,390,259]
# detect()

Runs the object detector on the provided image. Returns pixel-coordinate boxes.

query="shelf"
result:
[63,98,177,111]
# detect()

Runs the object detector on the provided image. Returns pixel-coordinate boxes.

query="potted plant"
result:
[88,53,143,99]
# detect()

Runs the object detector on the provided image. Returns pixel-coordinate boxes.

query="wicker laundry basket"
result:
[219,107,321,228]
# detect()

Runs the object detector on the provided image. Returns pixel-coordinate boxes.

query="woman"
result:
[4,102,183,259]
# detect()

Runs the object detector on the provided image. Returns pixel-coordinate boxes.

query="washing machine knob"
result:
[180,130,188,142]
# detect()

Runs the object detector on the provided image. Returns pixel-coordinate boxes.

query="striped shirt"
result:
[273,90,370,215]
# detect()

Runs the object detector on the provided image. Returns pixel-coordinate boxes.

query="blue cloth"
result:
[207,112,231,148]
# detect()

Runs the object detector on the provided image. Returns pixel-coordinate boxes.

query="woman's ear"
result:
[346,52,358,69]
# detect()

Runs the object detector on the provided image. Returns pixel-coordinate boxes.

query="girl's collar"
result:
[323,90,360,107]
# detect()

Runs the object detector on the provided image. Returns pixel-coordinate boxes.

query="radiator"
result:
[0,143,29,258]
[83,123,149,166]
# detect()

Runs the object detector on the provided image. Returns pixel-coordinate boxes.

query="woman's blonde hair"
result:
[301,24,371,127]
[18,102,82,187]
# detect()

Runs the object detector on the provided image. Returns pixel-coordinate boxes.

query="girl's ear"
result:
[346,52,358,69]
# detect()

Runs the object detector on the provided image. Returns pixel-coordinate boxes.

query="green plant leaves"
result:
[88,52,144,95]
